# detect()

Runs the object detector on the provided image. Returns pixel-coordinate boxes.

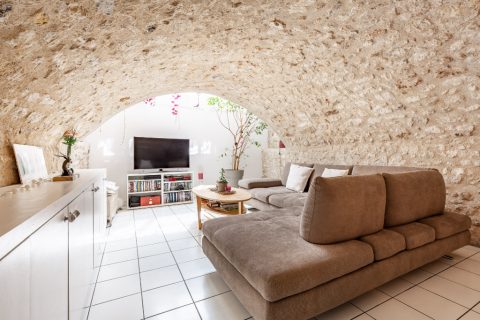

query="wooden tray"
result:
[208,188,236,195]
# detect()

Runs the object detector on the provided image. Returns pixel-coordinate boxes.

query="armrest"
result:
[238,178,283,189]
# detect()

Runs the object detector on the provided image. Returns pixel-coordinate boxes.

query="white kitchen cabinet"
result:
[69,190,95,320]
[93,178,107,267]
[0,240,31,320]
[0,170,107,320]
[30,207,69,320]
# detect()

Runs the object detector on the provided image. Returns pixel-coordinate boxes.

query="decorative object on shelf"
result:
[207,96,268,187]
[54,129,78,181]
[209,187,236,195]
[278,140,286,155]
[216,168,228,192]
[278,140,286,176]
[13,144,49,184]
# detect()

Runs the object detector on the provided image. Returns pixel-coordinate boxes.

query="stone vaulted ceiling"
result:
[1,0,480,242]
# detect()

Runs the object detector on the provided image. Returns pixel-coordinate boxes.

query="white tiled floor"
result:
[86,204,480,320]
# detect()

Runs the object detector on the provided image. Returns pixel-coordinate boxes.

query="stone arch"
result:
[1,0,479,243]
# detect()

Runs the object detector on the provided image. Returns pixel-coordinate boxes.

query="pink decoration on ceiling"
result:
[143,97,155,107]
[143,94,182,116]
[170,94,181,116]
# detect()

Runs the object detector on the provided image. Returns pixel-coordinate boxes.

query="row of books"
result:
[128,180,162,193]
[164,181,192,191]
[208,201,239,212]
[163,191,192,203]
[165,175,192,182]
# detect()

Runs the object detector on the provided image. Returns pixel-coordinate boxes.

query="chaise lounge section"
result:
[203,170,471,320]
[238,163,427,210]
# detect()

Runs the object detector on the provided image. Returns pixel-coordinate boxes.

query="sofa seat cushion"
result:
[268,193,308,208]
[202,208,374,302]
[419,212,472,239]
[238,178,283,189]
[383,170,446,227]
[389,222,435,249]
[300,174,386,244]
[360,230,406,261]
[248,186,294,203]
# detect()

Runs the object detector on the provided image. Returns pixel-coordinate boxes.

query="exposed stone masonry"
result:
[0,1,479,244]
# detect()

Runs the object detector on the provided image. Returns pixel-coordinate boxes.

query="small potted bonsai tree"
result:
[208,96,267,187]
[216,168,228,192]
[56,129,77,176]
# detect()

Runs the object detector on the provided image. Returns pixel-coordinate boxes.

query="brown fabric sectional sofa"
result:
[202,166,472,320]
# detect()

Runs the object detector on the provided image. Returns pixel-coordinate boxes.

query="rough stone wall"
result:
[1,1,479,243]
[263,136,480,245]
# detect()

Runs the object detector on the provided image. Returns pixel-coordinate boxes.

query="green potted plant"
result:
[56,129,77,176]
[216,168,228,192]
[207,96,267,187]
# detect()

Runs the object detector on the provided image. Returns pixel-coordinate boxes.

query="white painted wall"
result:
[85,93,267,203]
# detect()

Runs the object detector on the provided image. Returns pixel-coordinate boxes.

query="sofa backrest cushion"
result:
[300,174,386,244]
[383,170,445,227]
[322,168,350,177]
[351,165,428,176]
[285,164,315,192]
[281,162,313,186]
[312,164,353,178]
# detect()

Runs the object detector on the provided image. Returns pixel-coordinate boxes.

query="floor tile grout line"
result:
[416,274,480,309]
[96,270,142,283]
[456,300,480,320]
[141,302,197,320]
[137,272,222,296]
[90,291,141,308]
[133,208,147,320]
[87,218,112,319]
[156,205,205,320]
[435,267,480,293]
[100,254,214,286]
[353,270,439,318]
[351,311,373,320]
[101,256,138,267]
[391,297,436,320]
[380,262,478,314]
[372,258,480,318]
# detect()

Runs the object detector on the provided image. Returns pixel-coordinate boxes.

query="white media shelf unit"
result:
[127,171,193,209]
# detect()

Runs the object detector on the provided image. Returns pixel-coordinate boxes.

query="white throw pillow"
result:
[286,164,314,192]
[321,168,349,178]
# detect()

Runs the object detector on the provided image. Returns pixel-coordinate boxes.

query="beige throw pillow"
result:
[286,164,314,192]
[322,168,349,178]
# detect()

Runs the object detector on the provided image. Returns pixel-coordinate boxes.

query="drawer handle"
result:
[64,210,80,222]
[92,186,100,192]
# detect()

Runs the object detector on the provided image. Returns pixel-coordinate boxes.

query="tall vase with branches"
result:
[207,96,267,186]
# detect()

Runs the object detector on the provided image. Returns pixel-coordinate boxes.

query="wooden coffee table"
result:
[192,185,252,229]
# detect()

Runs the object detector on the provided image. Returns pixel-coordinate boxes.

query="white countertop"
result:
[0,169,106,260]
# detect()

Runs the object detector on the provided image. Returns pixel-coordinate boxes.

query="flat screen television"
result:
[134,137,190,170]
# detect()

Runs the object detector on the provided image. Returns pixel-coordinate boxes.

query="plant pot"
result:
[61,158,74,176]
[216,181,227,192]
[224,169,244,188]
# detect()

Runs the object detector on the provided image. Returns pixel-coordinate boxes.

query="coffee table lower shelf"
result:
[192,185,252,229]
